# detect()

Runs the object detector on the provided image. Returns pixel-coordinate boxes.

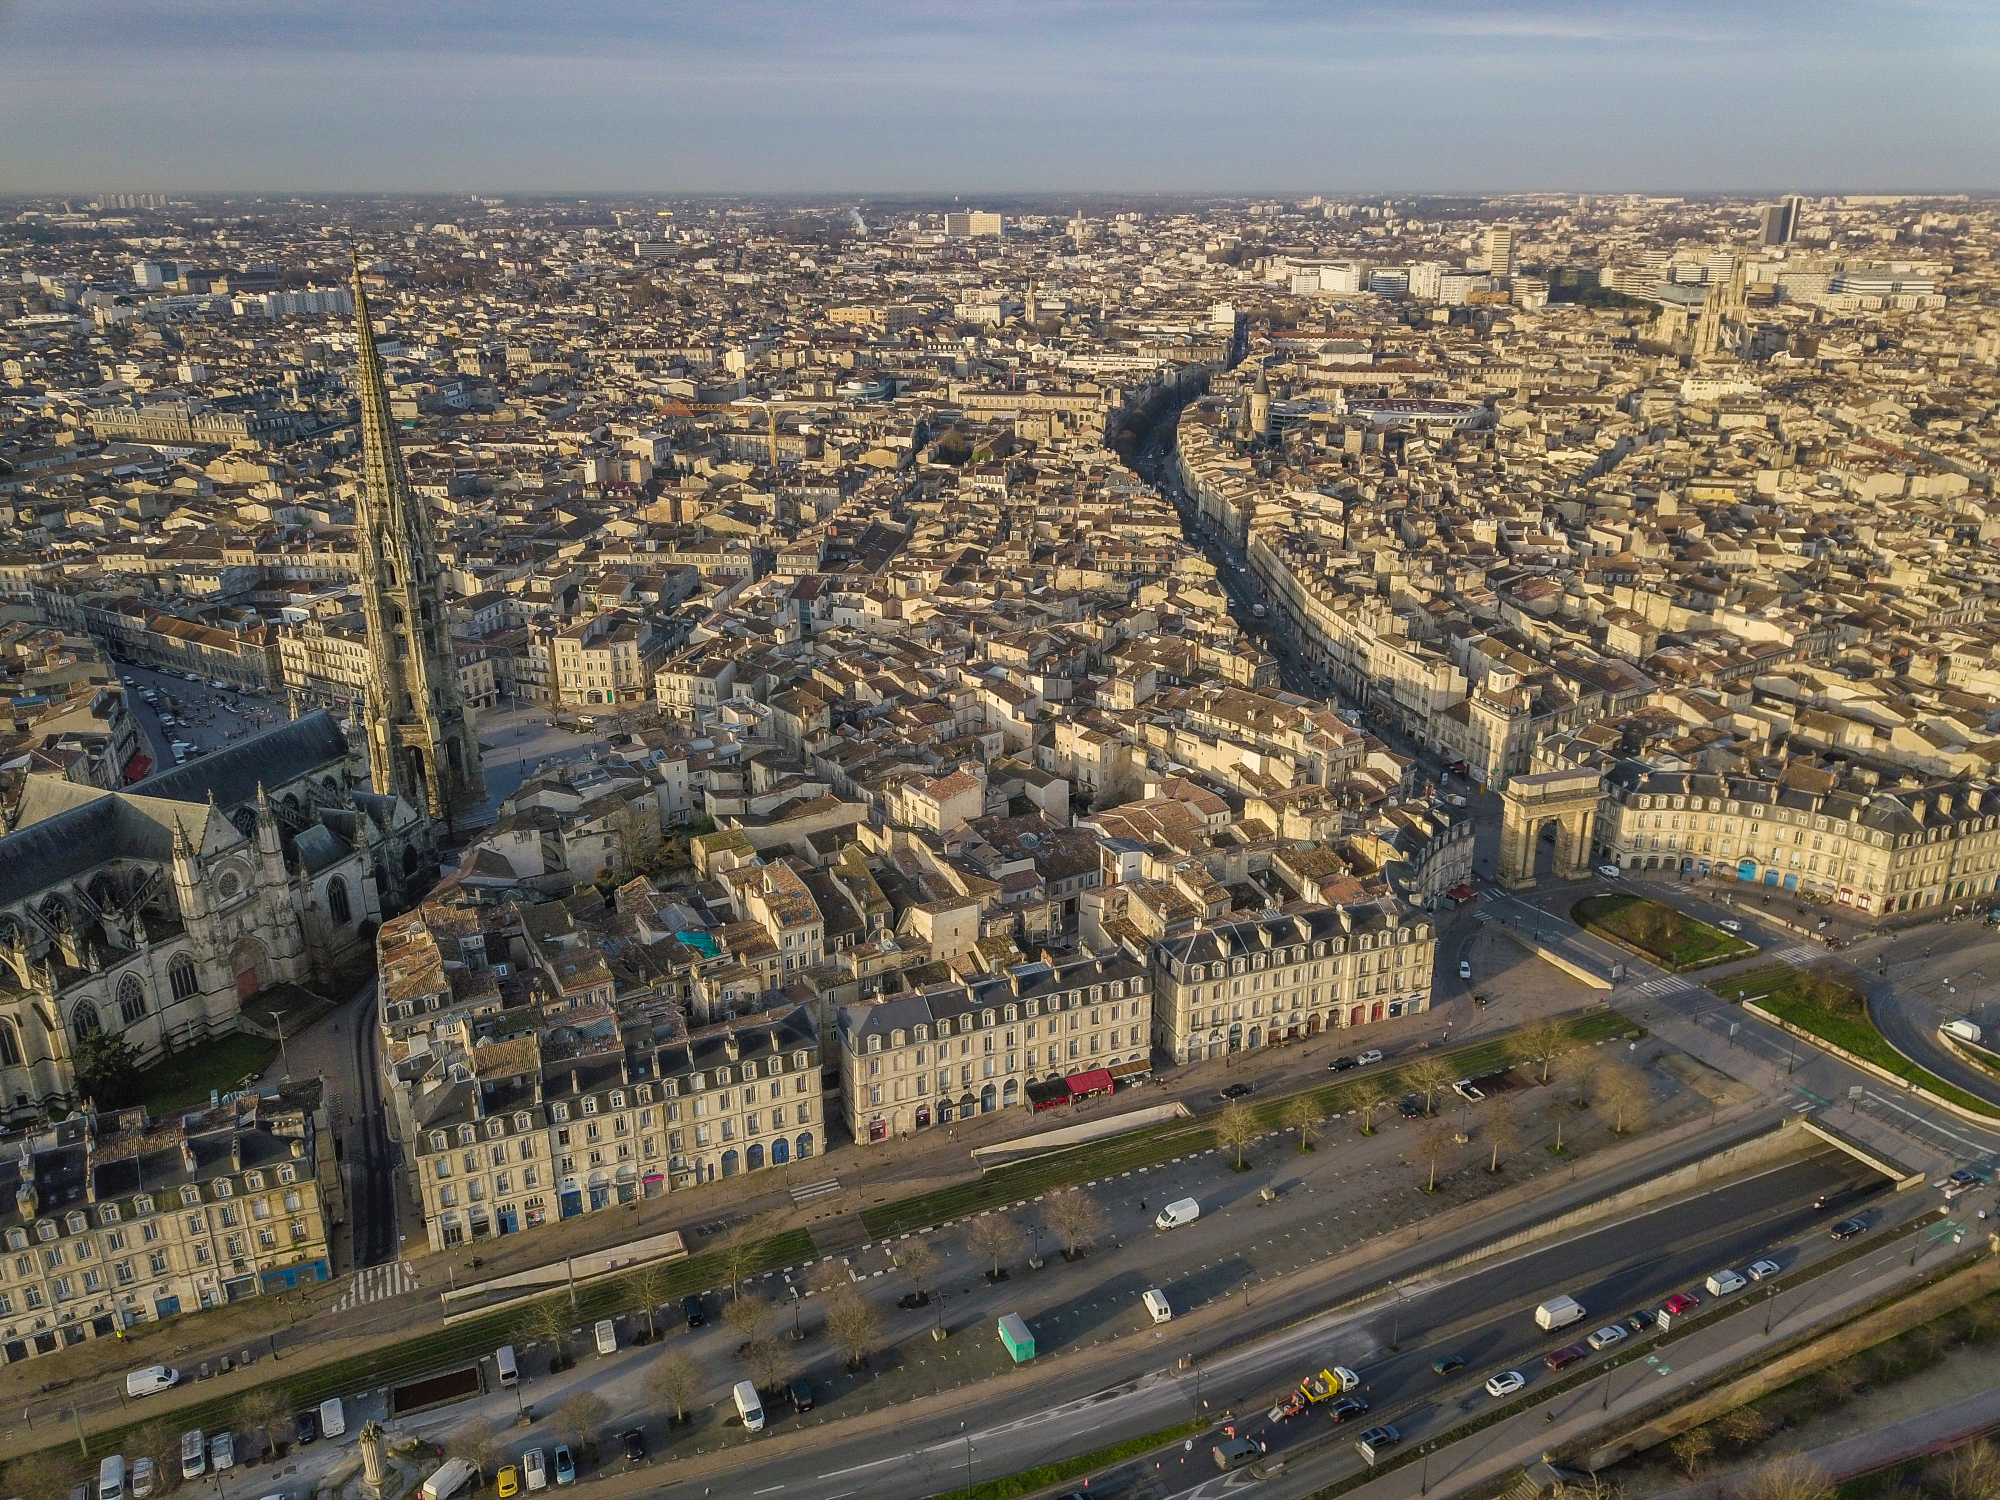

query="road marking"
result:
[754,1487,785,1494]
[330,1259,421,1312]
[818,1455,906,1478]
[791,1178,842,1205]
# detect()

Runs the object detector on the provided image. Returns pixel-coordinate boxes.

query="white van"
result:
[733,1379,765,1433]
[1705,1269,1747,1296]
[318,1397,346,1440]
[124,1365,179,1399]
[423,1457,476,1500]
[98,1455,126,1500]
[1155,1197,1200,1230]
[521,1448,547,1492]
[496,1344,519,1388]
[1142,1289,1173,1324]
[1943,1019,1984,1044]
[593,1319,617,1356]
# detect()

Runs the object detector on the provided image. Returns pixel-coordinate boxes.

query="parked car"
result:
[1747,1260,1782,1281]
[621,1431,645,1464]
[1328,1056,1357,1072]
[125,1366,179,1399]
[1718,919,1743,932]
[787,1377,814,1413]
[1327,1397,1370,1423]
[1356,1050,1384,1066]
[1544,1344,1588,1372]
[496,1467,519,1499]
[1431,1354,1466,1376]
[1830,1217,1868,1240]
[1624,1310,1658,1333]
[1663,1293,1700,1316]
[294,1409,318,1446]
[1399,1095,1425,1119]
[1485,1370,1526,1398]
[1355,1426,1401,1462]
[1705,1269,1748,1296]
[521,1449,546,1492]
[1217,1082,1253,1100]
[208,1432,235,1473]
[681,1294,706,1328]
[130,1459,156,1500]
[1598,865,1622,878]
[1587,1325,1628,1351]
[1458,960,1473,981]
[553,1446,574,1486]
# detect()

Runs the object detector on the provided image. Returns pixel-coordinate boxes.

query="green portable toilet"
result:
[997,1313,1035,1363]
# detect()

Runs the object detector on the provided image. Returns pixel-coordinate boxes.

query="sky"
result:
[0,0,1993,196]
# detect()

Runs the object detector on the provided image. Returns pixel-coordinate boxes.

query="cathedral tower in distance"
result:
[350,259,486,826]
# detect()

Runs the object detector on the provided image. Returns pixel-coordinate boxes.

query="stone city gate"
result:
[1498,767,1604,889]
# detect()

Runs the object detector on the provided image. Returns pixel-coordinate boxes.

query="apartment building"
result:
[554,610,664,706]
[1600,767,2000,917]
[837,952,1152,1144]
[410,1007,822,1248]
[0,1087,332,1363]
[1149,904,1437,1066]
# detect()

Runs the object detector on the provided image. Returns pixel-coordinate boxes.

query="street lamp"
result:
[1764,1285,1777,1335]
[268,1010,290,1080]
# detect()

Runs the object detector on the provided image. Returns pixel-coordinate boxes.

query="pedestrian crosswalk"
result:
[790,1177,842,1207]
[1772,945,1820,965]
[1633,977,1690,997]
[330,1259,422,1312]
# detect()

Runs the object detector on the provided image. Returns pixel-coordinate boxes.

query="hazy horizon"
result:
[1,0,1993,196]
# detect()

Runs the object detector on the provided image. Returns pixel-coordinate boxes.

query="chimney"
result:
[229,1135,243,1173]
[289,1137,305,1160]
[14,1180,35,1221]
[180,1140,198,1178]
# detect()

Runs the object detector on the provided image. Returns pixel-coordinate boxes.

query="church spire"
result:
[350,256,486,830]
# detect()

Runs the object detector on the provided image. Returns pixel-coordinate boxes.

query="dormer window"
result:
[277,1166,296,1185]
[180,1188,200,1208]
[34,1221,55,1242]
[244,1173,264,1191]
[214,1181,232,1199]
[581,1097,599,1116]
[792,1050,809,1071]
[551,1103,570,1122]
[1003,1004,1018,1022]
[99,1204,120,1225]
[133,1195,153,1216]
[663,1080,679,1097]
[717,1068,732,1085]
[431,1131,449,1151]
[981,1009,996,1028]
[486,1119,504,1139]
[913,1025,928,1042]
[515,1112,533,1131]
[867,1034,882,1053]
[65,1212,85,1234]
[690,1074,706,1091]
[609,1091,626,1110]
[459,1125,476,1145]
[5,1229,24,1251]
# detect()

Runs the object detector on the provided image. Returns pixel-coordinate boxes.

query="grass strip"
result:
[863,1011,1635,1239]
[924,1416,1208,1500]
[1752,994,2000,1120]
[1573,895,1755,971]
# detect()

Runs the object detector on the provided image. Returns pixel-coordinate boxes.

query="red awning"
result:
[1448,884,1474,901]
[1064,1068,1115,1098]
[122,754,152,782]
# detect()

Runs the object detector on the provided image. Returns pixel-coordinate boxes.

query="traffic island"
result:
[1573,895,1757,971]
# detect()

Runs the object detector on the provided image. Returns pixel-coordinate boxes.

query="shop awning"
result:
[122,754,152,782]
[1107,1057,1153,1082]
[1447,884,1474,902]
[1064,1068,1115,1099]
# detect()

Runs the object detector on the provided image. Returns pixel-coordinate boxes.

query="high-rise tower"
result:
[350,260,486,826]
[1483,222,1517,279]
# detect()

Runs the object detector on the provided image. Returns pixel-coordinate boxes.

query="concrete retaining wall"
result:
[1430,1117,1814,1279]
[1500,925,1618,989]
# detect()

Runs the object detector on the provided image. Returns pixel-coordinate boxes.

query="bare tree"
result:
[1521,1018,1572,1085]
[125,1423,175,1494]
[1934,1440,2000,1500]
[1597,1059,1651,1135]
[1407,1056,1455,1116]
[724,1292,772,1347]
[806,1257,853,1299]
[237,1386,290,1459]
[625,1257,681,1341]
[1718,1407,1775,1451]
[555,1392,610,1451]
[826,1294,882,1368]
[647,1349,704,1426]
[446,1419,503,1484]
[719,1211,777,1301]
[1671,1427,1715,1480]
[1043,1189,1110,1259]
[1544,1093,1572,1153]
[894,1236,939,1303]
[1558,1048,1599,1108]
[966,1214,1020,1280]
[1484,1101,1521,1172]
[742,1335,790,1394]
[4,1450,80,1500]
[1351,1077,1389,1135]
[515,1294,574,1370]
[1214,1101,1259,1168]
[1283,1094,1323,1153]
[1735,1456,1836,1500]
[1416,1121,1455,1193]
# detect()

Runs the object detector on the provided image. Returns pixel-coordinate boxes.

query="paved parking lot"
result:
[118,662,290,775]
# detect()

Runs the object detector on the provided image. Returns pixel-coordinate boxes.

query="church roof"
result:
[139,710,348,812]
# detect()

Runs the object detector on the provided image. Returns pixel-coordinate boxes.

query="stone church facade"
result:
[0,711,432,1122]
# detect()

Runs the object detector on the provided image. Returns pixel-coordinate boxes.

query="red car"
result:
[1663,1293,1700,1316]
[1544,1344,1588,1372]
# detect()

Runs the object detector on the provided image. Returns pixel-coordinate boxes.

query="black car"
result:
[682,1294,706,1328]
[1830,1217,1868,1241]
[294,1409,318,1446]
[1327,1397,1370,1423]
[1398,1095,1425,1119]
[1217,1082,1254,1100]
[1328,1056,1357,1072]
[1431,1354,1466,1376]
[622,1429,646,1463]
[787,1377,814,1413]
[1624,1309,1658,1333]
